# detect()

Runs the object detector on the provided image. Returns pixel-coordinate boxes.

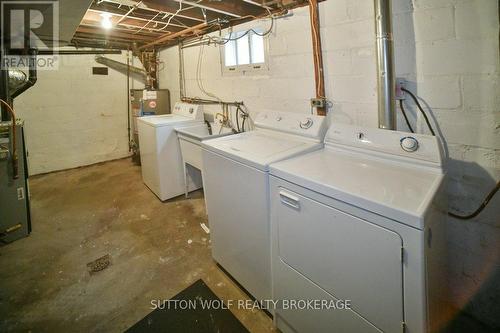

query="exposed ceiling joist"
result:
[243,0,273,10]
[79,22,163,36]
[139,22,208,49]
[139,0,218,22]
[73,34,138,45]
[72,0,309,50]
[172,0,266,18]
[86,9,188,30]
[76,26,155,41]
[90,2,201,27]
[71,37,131,49]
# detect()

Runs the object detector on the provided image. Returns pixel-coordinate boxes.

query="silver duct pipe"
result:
[374,0,396,130]
[8,70,28,93]
[95,56,148,84]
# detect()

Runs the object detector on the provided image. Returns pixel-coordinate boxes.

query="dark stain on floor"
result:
[0,158,275,333]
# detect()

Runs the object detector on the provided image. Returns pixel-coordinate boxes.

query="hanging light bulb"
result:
[100,12,113,30]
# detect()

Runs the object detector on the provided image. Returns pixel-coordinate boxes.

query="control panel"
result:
[254,111,327,141]
[326,123,444,166]
[172,102,204,120]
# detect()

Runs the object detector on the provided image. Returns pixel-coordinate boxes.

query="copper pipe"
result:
[0,99,18,179]
[308,0,326,116]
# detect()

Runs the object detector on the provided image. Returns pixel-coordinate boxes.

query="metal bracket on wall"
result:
[310,97,327,109]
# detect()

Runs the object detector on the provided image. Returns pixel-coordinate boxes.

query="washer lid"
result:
[202,130,323,171]
[138,114,198,127]
[270,147,445,229]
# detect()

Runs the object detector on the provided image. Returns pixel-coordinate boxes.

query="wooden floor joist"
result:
[72,0,314,49]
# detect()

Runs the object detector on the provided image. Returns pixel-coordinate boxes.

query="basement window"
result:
[222,29,267,74]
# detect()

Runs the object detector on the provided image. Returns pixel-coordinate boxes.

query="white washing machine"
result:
[269,123,448,333]
[202,111,328,302]
[137,102,204,201]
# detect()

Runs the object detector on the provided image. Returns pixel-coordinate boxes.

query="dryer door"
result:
[276,187,404,333]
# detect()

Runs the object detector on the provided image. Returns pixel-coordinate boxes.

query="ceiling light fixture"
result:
[100,12,113,30]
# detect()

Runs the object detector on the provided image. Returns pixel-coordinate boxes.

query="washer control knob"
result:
[276,116,282,121]
[300,118,313,129]
[400,136,419,152]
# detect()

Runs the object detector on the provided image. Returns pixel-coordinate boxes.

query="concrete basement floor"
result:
[0,158,276,333]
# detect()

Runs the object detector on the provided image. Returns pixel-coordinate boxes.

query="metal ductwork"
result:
[374,0,396,130]
[8,70,27,93]
[95,56,148,84]
[11,49,38,99]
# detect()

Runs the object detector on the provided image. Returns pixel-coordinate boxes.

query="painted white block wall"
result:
[159,0,499,328]
[392,1,499,328]
[13,52,143,175]
[159,7,317,123]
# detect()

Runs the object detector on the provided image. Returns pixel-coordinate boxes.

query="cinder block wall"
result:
[13,52,143,175]
[159,0,499,328]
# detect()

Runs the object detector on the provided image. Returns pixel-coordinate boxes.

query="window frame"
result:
[220,27,269,75]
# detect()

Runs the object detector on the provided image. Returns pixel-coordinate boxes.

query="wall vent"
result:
[92,67,108,75]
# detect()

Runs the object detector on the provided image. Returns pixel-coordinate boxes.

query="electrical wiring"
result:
[180,7,289,50]
[134,12,161,34]
[235,105,241,132]
[194,38,251,133]
[401,87,436,136]
[204,8,276,45]
[161,0,184,32]
[195,42,222,102]
[399,88,498,220]
[181,8,267,133]
[398,99,414,133]
[187,9,276,129]
[194,42,235,132]
[448,181,499,220]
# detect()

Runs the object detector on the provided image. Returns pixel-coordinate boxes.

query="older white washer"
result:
[137,102,204,201]
[269,123,448,333]
[202,111,327,302]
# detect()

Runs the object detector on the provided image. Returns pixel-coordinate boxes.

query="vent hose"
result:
[95,56,148,84]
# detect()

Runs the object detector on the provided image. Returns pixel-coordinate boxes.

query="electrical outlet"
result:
[395,78,406,100]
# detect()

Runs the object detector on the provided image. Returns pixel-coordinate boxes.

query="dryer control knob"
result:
[300,118,313,129]
[400,136,419,152]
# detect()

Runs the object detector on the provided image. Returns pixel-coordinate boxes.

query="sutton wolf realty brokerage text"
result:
[151,299,352,311]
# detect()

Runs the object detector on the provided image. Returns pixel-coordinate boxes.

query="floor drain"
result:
[87,254,111,274]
